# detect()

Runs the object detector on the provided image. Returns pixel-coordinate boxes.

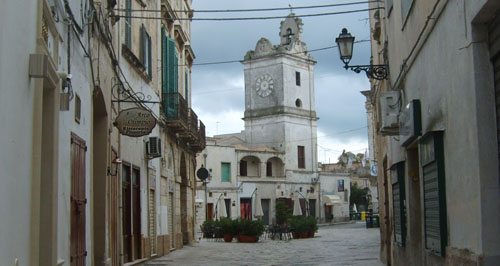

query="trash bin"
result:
[365,213,373,228]
[373,214,379,228]
[361,211,366,221]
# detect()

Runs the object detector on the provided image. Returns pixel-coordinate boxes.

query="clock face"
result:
[255,74,274,97]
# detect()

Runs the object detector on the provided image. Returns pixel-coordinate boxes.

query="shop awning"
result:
[323,195,342,206]
[195,198,204,203]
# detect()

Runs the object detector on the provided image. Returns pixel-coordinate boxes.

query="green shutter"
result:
[167,37,176,93]
[221,163,230,182]
[392,162,406,246]
[174,51,178,93]
[185,69,188,100]
[141,24,146,65]
[147,34,152,78]
[125,0,131,47]
[161,25,167,94]
[420,131,447,256]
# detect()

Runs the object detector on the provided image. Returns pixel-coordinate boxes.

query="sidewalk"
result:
[318,220,357,227]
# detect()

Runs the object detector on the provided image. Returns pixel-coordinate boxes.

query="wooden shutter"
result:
[221,163,230,182]
[174,51,178,92]
[298,146,305,169]
[161,26,168,94]
[125,0,131,47]
[295,71,300,86]
[132,168,142,260]
[70,133,87,266]
[185,69,188,100]
[240,160,247,176]
[141,24,146,66]
[391,162,406,246]
[167,37,176,93]
[420,131,447,256]
[489,13,500,172]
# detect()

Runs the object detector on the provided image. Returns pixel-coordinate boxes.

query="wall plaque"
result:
[114,107,156,137]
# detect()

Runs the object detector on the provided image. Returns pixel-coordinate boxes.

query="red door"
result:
[71,133,87,266]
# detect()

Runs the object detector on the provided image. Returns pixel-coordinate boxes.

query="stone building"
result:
[196,14,320,227]
[364,0,500,265]
[0,0,203,265]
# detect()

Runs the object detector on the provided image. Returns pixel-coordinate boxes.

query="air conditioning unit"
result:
[379,91,400,135]
[146,137,161,158]
[399,99,422,146]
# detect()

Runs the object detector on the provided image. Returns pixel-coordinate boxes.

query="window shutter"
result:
[125,0,131,47]
[221,163,230,182]
[167,37,176,93]
[161,25,167,94]
[185,69,188,100]
[420,131,447,256]
[240,160,247,176]
[141,24,146,65]
[298,146,305,169]
[147,34,152,78]
[266,161,272,176]
[391,161,406,246]
[174,51,178,93]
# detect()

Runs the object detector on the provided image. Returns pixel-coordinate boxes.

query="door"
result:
[489,13,500,173]
[324,205,332,222]
[122,165,132,263]
[132,168,142,260]
[240,198,252,219]
[309,199,316,217]
[262,199,270,225]
[207,203,214,220]
[70,133,87,266]
[168,192,174,249]
[225,199,231,219]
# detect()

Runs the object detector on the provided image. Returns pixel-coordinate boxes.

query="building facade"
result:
[0,0,203,265]
[365,0,500,265]
[196,14,320,228]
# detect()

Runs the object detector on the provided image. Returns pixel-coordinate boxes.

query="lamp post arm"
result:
[295,190,310,216]
[344,64,388,80]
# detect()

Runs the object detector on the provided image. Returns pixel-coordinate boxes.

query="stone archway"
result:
[180,152,188,245]
[92,87,108,266]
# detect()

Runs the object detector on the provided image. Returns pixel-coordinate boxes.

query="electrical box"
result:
[146,137,161,158]
[379,91,400,135]
[399,99,422,146]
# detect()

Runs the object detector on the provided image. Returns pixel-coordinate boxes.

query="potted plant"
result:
[201,220,216,239]
[305,216,318,238]
[288,217,307,238]
[235,219,265,243]
[218,218,234,242]
[276,201,292,225]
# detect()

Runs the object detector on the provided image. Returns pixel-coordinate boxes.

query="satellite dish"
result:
[197,167,209,181]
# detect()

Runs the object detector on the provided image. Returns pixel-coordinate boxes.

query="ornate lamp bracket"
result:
[344,64,388,80]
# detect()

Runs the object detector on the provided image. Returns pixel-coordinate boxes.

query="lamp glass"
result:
[335,28,355,65]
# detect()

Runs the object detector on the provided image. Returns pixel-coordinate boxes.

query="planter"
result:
[223,234,233,242]
[238,234,258,243]
[300,232,309,238]
[308,231,315,238]
[292,232,300,239]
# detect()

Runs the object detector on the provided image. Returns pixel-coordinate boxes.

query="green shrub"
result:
[217,218,234,235]
[288,216,318,233]
[234,219,265,237]
[276,201,292,225]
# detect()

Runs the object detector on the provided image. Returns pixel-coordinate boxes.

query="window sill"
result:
[122,43,152,83]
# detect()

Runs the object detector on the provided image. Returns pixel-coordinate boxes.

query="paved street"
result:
[142,222,383,266]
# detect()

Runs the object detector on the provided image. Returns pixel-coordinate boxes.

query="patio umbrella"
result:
[218,195,227,219]
[293,196,303,216]
[353,203,358,213]
[254,191,264,219]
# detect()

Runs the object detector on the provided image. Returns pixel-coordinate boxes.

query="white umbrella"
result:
[218,195,227,219]
[254,191,264,219]
[293,196,303,216]
[353,203,358,213]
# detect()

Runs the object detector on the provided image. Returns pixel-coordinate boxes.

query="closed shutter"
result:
[174,52,179,92]
[167,37,176,93]
[221,163,230,182]
[489,13,500,172]
[149,189,156,255]
[168,192,174,248]
[420,131,447,256]
[161,25,168,95]
[70,133,87,266]
[240,160,247,176]
[185,69,189,100]
[125,0,131,47]
[147,34,152,78]
[391,162,406,246]
[141,24,146,66]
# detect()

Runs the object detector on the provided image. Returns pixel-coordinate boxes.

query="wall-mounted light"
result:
[107,157,122,176]
[59,73,73,111]
[335,28,388,80]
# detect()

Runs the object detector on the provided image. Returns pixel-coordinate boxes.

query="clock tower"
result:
[241,13,318,173]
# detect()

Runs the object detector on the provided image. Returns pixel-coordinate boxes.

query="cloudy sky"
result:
[189,0,372,164]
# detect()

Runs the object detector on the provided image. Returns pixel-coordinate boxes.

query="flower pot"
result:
[238,235,258,243]
[223,234,233,242]
[308,231,315,238]
[292,232,300,239]
[300,232,309,238]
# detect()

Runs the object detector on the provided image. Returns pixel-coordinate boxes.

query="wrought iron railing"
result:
[189,108,198,135]
[162,92,188,125]
[198,121,206,148]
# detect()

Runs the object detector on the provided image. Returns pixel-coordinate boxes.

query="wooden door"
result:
[262,199,270,225]
[240,198,252,219]
[132,168,142,260]
[70,133,87,266]
[489,13,500,173]
[207,203,213,221]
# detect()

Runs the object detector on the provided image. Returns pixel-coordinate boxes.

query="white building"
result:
[196,14,321,226]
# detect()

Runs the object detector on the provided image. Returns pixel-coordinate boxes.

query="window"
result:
[141,24,152,78]
[298,146,305,169]
[295,99,302,108]
[240,160,247,176]
[221,163,231,182]
[295,71,301,86]
[266,161,272,177]
[401,0,414,22]
[185,68,189,100]
[75,94,81,123]
[125,0,131,47]
[420,131,447,256]
[161,25,179,116]
[391,161,406,246]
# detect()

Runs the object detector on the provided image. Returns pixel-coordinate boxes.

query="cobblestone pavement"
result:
[142,222,383,266]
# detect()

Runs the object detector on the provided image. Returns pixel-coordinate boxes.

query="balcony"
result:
[163,92,189,132]
[191,121,206,152]
[179,108,199,143]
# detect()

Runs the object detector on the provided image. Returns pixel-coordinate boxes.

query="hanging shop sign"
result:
[114,107,156,137]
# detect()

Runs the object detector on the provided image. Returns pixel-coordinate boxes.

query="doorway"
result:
[180,153,188,245]
[70,133,87,266]
[262,199,270,225]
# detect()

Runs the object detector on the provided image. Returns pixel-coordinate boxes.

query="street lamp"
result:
[335,28,388,80]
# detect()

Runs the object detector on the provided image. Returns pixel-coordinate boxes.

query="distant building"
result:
[196,14,320,226]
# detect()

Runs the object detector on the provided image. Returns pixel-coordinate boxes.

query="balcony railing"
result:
[162,92,188,130]
[189,108,198,136]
